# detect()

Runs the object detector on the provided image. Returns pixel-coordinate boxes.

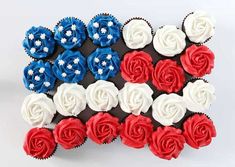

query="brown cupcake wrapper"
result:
[183,77,209,88]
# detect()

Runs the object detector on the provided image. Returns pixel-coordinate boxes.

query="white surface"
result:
[0,0,234,166]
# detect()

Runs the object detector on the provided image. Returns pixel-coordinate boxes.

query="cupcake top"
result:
[23,60,56,93]
[54,17,86,49]
[122,18,153,49]
[52,50,86,83]
[153,25,186,57]
[87,14,121,47]
[21,93,56,127]
[87,47,120,80]
[118,82,153,115]
[183,11,215,43]
[53,83,86,116]
[23,26,55,59]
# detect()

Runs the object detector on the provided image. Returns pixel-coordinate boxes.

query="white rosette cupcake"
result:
[183,80,216,112]
[21,93,56,127]
[86,80,119,111]
[53,83,86,116]
[152,93,186,126]
[183,11,215,43]
[122,18,153,49]
[118,82,153,115]
[153,25,186,57]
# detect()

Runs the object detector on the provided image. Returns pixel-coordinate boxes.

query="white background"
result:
[0,0,234,166]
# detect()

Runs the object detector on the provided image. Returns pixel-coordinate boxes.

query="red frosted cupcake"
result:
[120,114,153,148]
[23,128,57,159]
[86,112,121,144]
[120,51,153,83]
[183,114,216,149]
[53,118,87,149]
[180,44,214,77]
[152,59,185,93]
[149,126,185,160]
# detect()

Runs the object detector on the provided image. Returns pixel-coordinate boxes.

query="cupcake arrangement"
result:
[21,11,216,160]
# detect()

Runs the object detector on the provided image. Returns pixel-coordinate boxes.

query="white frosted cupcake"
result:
[53,83,86,116]
[21,93,56,127]
[153,25,186,57]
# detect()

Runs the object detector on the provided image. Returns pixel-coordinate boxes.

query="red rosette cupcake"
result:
[53,118,87,149]
[152,59,185,93]
[180,44,215,77]
[149,126,185,160]
[183,114,216,149]
[86,112,121,144]
[120,51,154,83]
[120,114,153,149]
[23,128,57,159]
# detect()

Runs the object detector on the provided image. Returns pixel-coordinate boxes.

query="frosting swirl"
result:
[54,17,86,49]
[52,50,86,83]
[152,93,186,126]
[120,51,153,83]
[183,80,216,112]
[153,25,186,57]
[86,80,119,111]
[23,60,56,93]
[184,11,215,43]
[118,82,153,115]
[23,26,55,59]
[21,93,56,127]
[53,83,86,116]
[122,19,152,49]
[120,115,153,148]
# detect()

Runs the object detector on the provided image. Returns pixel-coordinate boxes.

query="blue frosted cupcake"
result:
[87,47,120,80]
[23,27,55,59]
[52,50,86,83]
[87,14,121,47]
[54,17,86,49]
[23,60,56,93]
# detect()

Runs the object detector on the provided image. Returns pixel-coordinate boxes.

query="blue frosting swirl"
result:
[52,50,87,83]
[54,17,86,49]
[87,47,120,80]
[87,14,121,47]
[23,60,56,93]
[23,26,55,59]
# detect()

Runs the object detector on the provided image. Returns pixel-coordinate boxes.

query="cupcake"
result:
[53,83,86,116]
[86,80,118,112]
[152,93,186,126]
[23,60,56,93]
[152,59,185,93]
[153,25,186,57]
[122,18,153,49]
[86,112,121,144]
[87,14,121,47]
[118,82,153,115]
[120,114,153,149]
[120,51,153,83]
[54,17,86,49]
[183,11,215,44]
[87,47,120,80]
[183,79,216,112]
[23,127,57,159]
[53,118,87,149]
[180,44,215,77]
[183,113,216,149]
[52,50,87,83]
[21,93,56,127]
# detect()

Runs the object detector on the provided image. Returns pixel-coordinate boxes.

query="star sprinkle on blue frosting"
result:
[54,17,87,49]
[52,50,87,83]
[23,60,56,93]
[87,47,120,80]
[23,26,55,59]
[87,14,121,47]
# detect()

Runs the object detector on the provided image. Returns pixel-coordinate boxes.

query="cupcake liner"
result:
[183,77,209,88]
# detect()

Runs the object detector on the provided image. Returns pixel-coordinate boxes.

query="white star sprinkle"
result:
[73,58,80,64]
[106,54,112,60]
[62,73,67,77]
[43,47,49,53]
[44,82,50,87]
[67,64,72,69]
[93,22,99,28]
[28,69,34,75]
[28,34,34,40]
[30,48,36,54]
[93,33,99,39]
[29,84,34,89]
[40,33,46,39]
[109,65,114,70]
[66,30,72,37]
[108,21,113,27]
[61,38,67,43]
[72,37,77,42]
[101,28,107,34]
[58,26,63,32]
[39,67,45,73]
[107,34,113,39]
[98,69,103,74]
[102,61,107,66]
[94,57,100,63]
[34,76,40,81]
[58,60,65,65]
[35,40,42,46]
[71,24,76,30]
[75,70,81,75]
